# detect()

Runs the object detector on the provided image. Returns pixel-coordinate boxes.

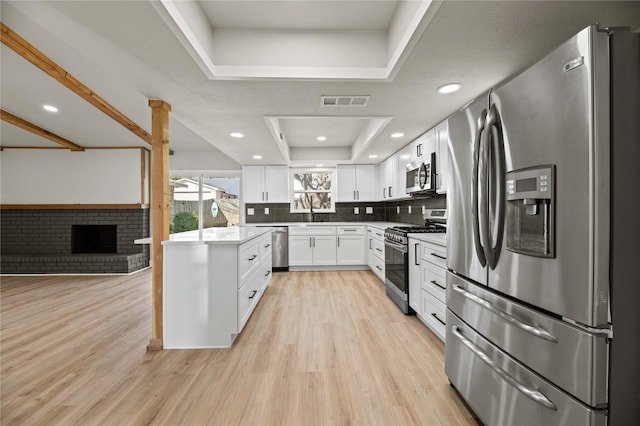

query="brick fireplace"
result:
[0,208,149,274]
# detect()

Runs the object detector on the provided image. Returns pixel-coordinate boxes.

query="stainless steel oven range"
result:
[384,209,446,314]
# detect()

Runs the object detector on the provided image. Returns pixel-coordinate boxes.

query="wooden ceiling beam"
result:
[1,109,84,151]
[0,22,152,145]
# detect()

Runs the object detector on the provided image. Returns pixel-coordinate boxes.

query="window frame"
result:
[289,167,337,213]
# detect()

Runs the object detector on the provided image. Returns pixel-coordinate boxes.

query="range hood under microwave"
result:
[405,152,436,196]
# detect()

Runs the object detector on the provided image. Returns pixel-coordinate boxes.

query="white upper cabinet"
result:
[434,120,449,194]
[242,166,289,203]
[410,129,435,163]
[422,129,437,160]
[337,165,376,202]
[378,154,399,200]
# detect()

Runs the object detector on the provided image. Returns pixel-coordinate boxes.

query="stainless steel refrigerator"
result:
[445,25,640,425]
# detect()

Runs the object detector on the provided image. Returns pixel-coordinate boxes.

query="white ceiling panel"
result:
[280,117,370,148]
[199,0,399,31]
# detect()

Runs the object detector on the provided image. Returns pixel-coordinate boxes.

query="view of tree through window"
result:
[169,175,240,234]
[292,170,334,212]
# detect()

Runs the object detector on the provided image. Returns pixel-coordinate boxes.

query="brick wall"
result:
[0,209,150,273]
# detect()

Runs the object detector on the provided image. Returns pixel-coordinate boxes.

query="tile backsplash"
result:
[245,195,445,225]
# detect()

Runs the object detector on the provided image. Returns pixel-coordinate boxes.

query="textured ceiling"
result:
[1,1,639,168]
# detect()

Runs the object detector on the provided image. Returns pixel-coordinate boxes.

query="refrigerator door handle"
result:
[472,109,488,267]
[450,325,558,411]
[452,284,558,343]
[486,104,506,269]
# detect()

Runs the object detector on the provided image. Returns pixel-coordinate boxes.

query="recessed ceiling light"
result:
[230,132,244,138]
[368,154,378,159]
[252,155,262,160]
[391,132,404,138]
[316,136,327,141]
[437,83,462,94]
[316,164,323,167]
[43,104,58,113]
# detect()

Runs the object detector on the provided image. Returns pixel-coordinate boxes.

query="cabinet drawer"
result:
[368,227,385,240]
[288,225,336,236]
[370,255,385,282]
[421,290,446,341]
[372,239,385,260]
[239,240,260,284]
[421,241,447,269]
[259,233,272,261]
[260,257,272,291]
[238,268,261,332]
[337,225,365,235]
[422,261,446,303]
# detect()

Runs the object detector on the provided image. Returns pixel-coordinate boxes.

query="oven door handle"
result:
[384,240,407,253]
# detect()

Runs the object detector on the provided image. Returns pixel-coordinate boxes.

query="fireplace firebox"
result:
[72,225,117,254]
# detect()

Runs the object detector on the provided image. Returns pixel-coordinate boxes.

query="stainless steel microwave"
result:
[405,152,436,195]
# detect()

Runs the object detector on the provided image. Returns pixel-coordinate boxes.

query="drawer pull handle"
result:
[264,244,271,248]
[376,233,382,237]
[265,271,271,277]
[248,255,257,261]
[249,290,258,299]
[452,284,557,343]
[430,280,446,290]
[451,325,557,411]
[343,229,357,232]
[376,248,382,252]
[431,312,446,326]
[376,266,382,271]
[430,252,447,260]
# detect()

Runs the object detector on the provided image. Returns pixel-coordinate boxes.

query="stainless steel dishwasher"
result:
[271,227,289,271]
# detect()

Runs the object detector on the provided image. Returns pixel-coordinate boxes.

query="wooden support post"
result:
[148,100,171,351]
[1,23,152,145]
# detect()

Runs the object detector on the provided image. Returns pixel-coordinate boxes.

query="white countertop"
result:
[160,226,273,246]
[407,232,447,246]
[252,221,408,229]
[135,222,443,246]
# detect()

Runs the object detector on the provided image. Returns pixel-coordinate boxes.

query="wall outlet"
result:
[354,207,359,214]
[408,205,412,214]
[422,205,426,214]
[247,208,255,216]
[366,207,373,214]
[264,207,270,215]
[396,206,400,214]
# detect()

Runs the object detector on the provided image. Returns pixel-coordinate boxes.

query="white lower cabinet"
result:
[421,290,446,341]
[286,224,376,269]
[312,235,337,265]
[163,231,272,348]
[238,265,263,331]
[337,226,366,265]
[288,235,336,265]
[289,235,314,265]
[408,236,447,342]
[367,225,385,282]
[409,239,421,313]
[288,226,337,266]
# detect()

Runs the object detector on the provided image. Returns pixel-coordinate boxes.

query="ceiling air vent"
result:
[321,95,370,107]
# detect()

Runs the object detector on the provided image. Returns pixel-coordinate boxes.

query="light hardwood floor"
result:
[1,269,479,425]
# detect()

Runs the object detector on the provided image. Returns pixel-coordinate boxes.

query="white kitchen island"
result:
[162,226,273,349]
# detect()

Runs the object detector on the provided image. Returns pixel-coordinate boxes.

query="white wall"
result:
[169,151,241,172]
[0,149,144,204]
